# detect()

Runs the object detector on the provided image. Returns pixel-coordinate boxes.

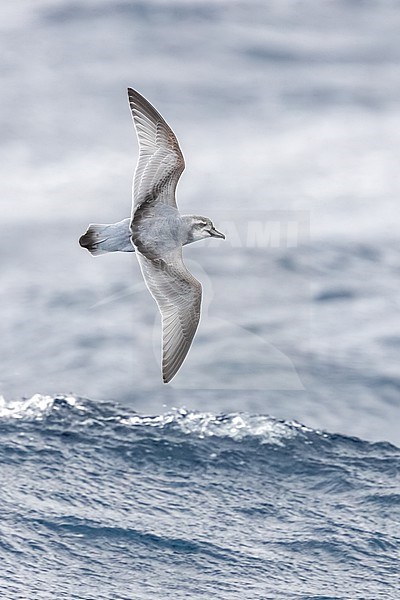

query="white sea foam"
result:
[122,407,314,445]
[0,394,84,420]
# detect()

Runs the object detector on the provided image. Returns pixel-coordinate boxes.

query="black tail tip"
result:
[79,231,95,251]
[79,228,100,255]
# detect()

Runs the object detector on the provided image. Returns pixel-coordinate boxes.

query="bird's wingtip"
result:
[127,87,138,99]
[163,368,177,384]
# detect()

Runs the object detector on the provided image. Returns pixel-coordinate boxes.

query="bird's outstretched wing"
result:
[128,88,185,213]
[136,249,202,383]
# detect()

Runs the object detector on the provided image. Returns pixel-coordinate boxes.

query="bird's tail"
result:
[79,218,134,256]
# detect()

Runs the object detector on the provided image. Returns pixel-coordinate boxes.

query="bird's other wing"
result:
[135,249,201,383]
[127,88,185,214]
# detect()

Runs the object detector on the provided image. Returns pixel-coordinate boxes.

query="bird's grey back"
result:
[131,202,188,260]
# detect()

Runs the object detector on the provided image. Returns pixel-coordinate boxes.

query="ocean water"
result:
[0,394,399,599]
[1,0,400,597]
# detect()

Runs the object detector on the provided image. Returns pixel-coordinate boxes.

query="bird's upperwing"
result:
[135,249,202,383]
[128,88,185,214]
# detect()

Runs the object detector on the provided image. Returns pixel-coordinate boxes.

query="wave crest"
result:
[0,394,325,446]
[122,408,318,445]
[0,393,84,420]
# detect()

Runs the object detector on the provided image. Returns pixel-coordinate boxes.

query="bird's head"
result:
[186,215,225,243]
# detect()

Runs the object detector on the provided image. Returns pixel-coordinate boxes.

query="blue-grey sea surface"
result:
[0,0,399,597]
[0,394,399,599]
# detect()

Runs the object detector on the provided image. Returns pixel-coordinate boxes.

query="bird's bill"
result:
[209,227,225,239]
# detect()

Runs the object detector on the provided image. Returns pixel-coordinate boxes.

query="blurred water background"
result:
[0,1,400,597]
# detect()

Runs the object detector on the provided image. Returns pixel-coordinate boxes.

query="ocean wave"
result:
[0,393,331,446]
[0,394,399,599]
[0,393,84,420]
[1,394,398,453]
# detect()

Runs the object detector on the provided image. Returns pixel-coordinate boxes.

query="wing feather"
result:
[127,88,185,212]
[135,250,202,383]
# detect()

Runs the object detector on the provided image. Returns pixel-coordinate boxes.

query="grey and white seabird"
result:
[79,88,225,383]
